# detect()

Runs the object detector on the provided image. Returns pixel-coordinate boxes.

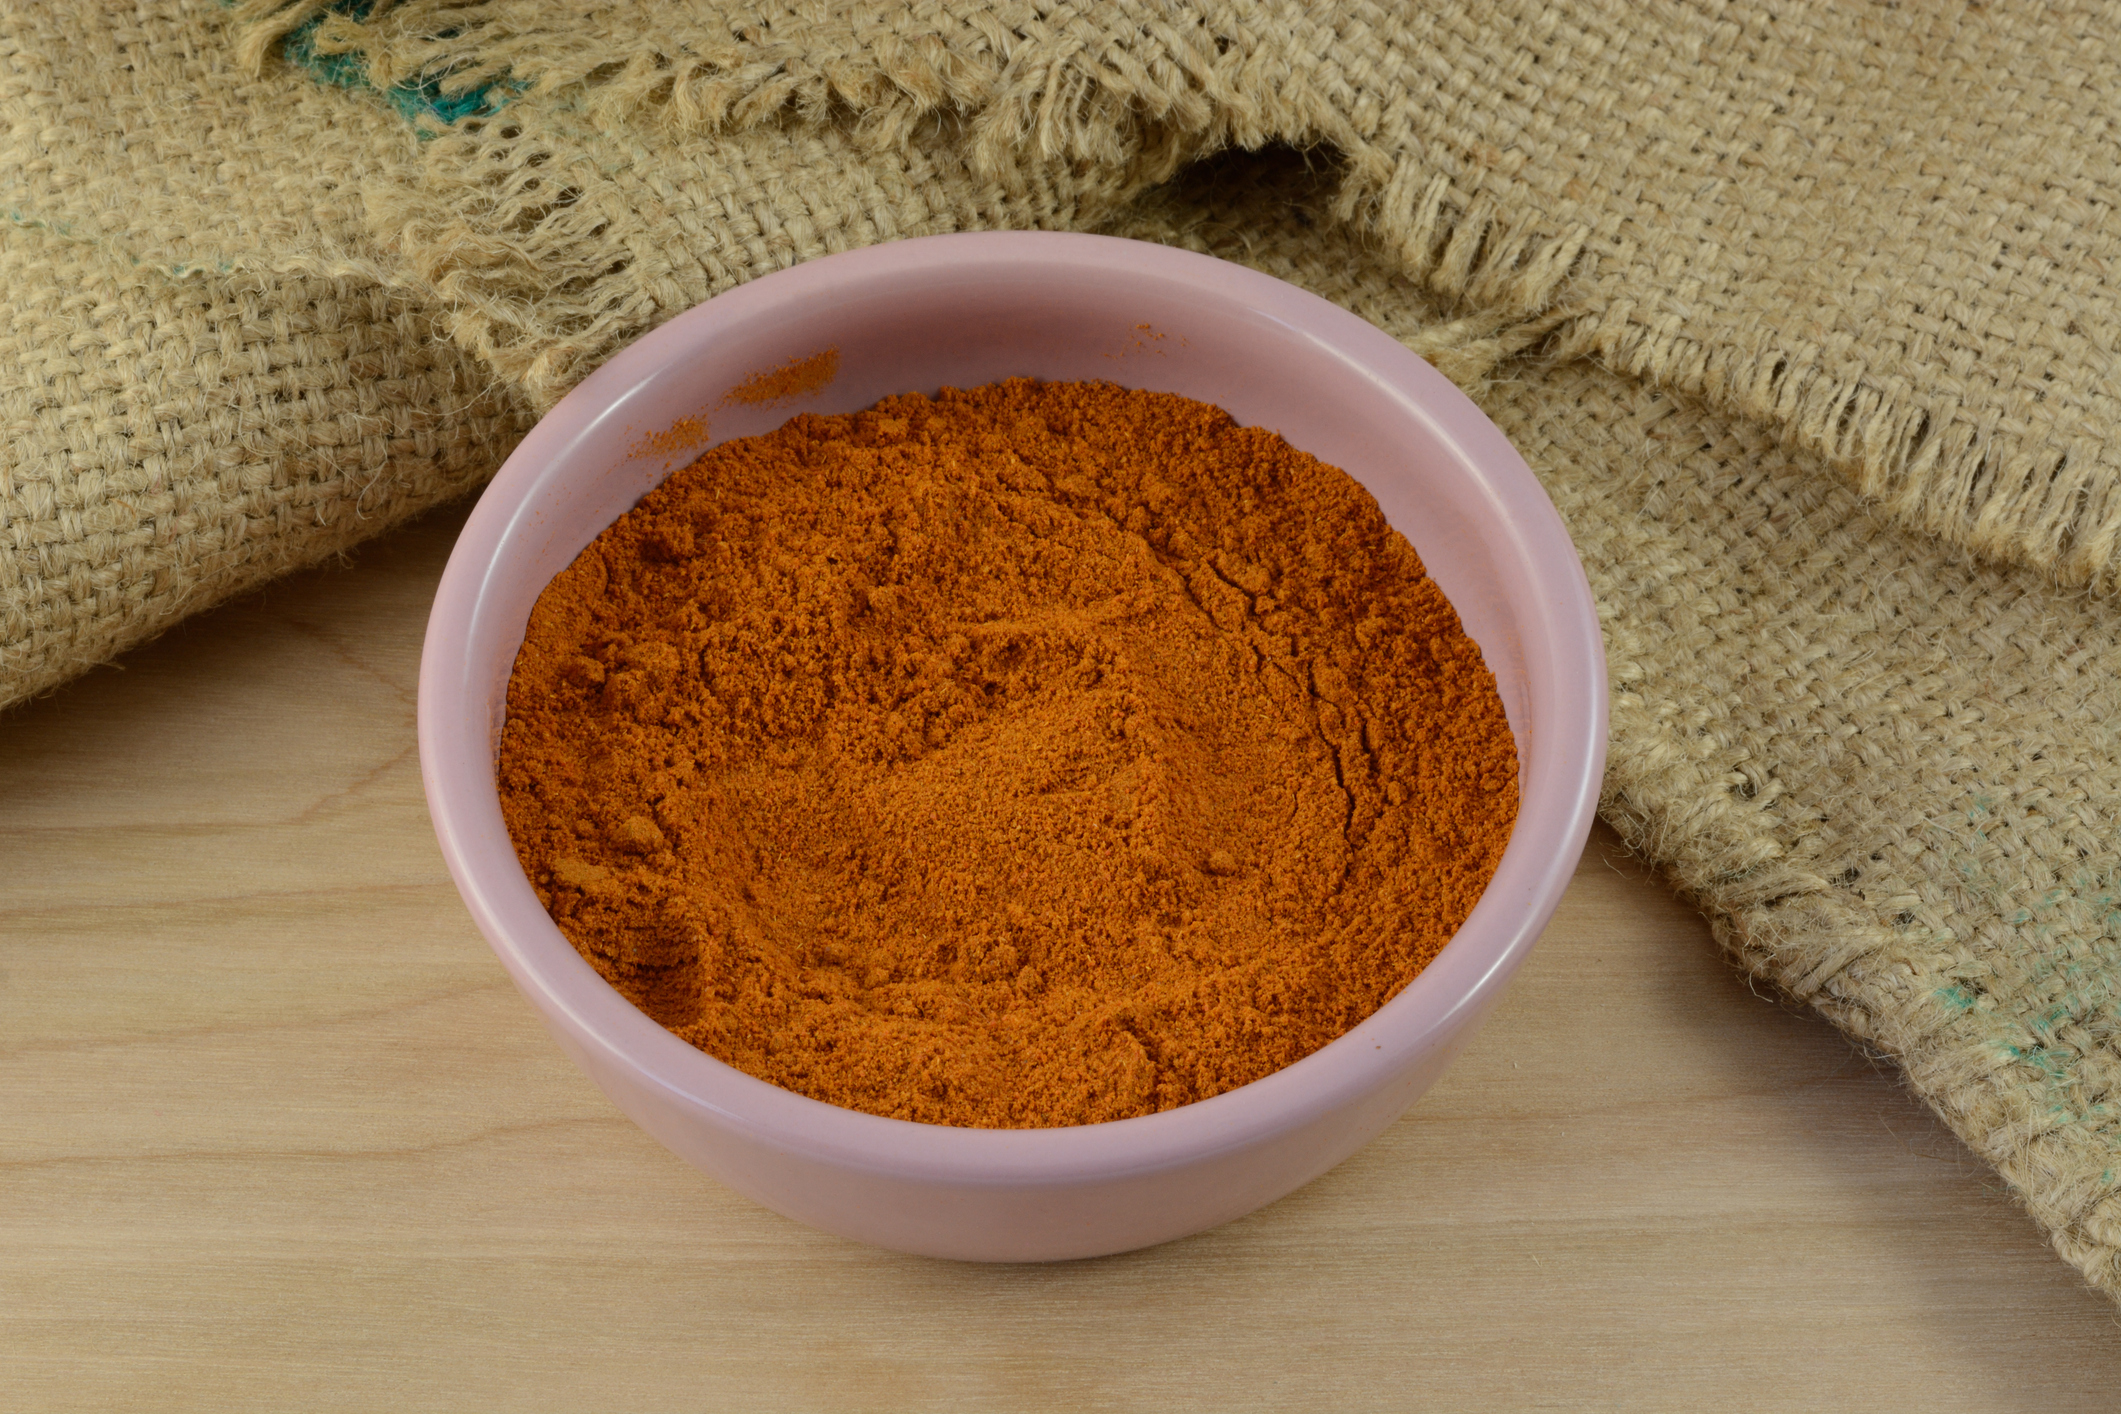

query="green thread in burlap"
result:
[9,0,2121,1297]
[1129,156,2121,1293]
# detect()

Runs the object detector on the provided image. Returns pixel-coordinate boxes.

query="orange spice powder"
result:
[630,413,711,461]
[722,347,840,407]
[498,379,1519,1128]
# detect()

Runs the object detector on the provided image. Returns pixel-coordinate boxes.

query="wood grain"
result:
[5,501,2118,1413]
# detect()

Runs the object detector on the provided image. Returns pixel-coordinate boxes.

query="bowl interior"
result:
[425,232,1604,1168]
[483,253,1542,755]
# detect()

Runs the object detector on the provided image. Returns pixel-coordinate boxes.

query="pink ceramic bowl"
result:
[418,231,1606,1261]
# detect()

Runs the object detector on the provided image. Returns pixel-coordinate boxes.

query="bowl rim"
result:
[418,229,1608,1186]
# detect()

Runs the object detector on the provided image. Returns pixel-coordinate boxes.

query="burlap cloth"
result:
[9,1,2121,1296]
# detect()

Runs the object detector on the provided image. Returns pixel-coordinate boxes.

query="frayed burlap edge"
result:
[1110,151,2121,1302]
[203,11,2121,1298]
[233,4,1589,402]
[1600,718,2121,1297]
[233,0,2121,592]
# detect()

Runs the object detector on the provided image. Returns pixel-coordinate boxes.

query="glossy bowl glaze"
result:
[418,231,1606,1261]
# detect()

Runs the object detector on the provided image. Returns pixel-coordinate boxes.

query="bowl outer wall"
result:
[417,231,1608,1260]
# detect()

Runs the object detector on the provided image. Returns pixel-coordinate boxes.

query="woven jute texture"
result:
[1125,153,2121,1295]
[10,0,2121,1297]
[238,0,2121,587]
[0,3,536,707]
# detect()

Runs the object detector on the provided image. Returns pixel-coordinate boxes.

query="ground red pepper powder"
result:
[498,378,1518,1128]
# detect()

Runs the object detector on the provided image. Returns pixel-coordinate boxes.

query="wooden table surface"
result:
[7,501,2120,1412]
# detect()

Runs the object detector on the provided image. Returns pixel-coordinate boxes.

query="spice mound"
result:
[499,379,1518,1128]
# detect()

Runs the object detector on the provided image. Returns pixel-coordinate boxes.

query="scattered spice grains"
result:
[498,379,1519,1128]
[721,347,840,407]
[630,413,710,461]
